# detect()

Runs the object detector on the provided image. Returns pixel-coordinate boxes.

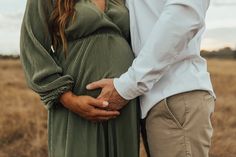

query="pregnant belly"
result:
[66,34,134,96]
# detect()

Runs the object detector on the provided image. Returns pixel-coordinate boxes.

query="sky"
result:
[0,0,236,55]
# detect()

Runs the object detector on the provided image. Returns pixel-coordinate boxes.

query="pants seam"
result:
[183,94,192,157]
[183,129,192,157]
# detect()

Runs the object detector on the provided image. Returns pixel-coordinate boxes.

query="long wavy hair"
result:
[49,0,76,56]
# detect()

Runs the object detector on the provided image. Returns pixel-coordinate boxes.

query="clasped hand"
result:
[60,79,128,122]
[86,79,128,111]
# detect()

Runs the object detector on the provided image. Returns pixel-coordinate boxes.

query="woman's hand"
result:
[60,91,120,122]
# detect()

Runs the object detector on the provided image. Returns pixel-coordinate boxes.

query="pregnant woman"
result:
[20,0,139,156]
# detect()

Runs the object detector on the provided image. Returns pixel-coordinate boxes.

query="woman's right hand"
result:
[59,91,120,122]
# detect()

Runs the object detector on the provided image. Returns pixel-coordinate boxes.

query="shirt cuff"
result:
[113,73,143,100]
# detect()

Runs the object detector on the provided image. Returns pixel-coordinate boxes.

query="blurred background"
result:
[0,0,235,157]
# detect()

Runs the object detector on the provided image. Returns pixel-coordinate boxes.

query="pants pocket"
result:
[164,94,187,129]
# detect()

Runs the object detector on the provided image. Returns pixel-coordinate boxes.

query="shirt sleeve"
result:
[20,0,74,109]
[125,0,129,9]
[114,0,210,100]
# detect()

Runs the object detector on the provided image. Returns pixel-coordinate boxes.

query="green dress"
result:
[20,0,139,157]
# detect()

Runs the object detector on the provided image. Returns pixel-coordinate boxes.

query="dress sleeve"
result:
[20,0,74,109]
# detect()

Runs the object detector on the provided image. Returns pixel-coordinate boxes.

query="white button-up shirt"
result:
[113,0,216,118]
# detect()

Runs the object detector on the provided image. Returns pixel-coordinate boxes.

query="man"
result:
[87,0,216,157]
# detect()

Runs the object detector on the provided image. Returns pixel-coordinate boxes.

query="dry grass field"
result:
[0,58,236,157]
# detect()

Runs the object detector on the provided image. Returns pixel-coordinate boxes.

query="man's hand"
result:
[86,79,129,111]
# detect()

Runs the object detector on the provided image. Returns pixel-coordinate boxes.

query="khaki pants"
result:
[141,90,215,157]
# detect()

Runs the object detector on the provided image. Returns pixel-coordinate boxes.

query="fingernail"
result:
[86,85,91,89]
[103,101,109,107]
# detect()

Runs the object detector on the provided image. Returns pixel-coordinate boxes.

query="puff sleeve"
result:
[20,0,74,109]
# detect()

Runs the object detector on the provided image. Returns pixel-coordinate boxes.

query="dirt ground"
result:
[0,58,235,157]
